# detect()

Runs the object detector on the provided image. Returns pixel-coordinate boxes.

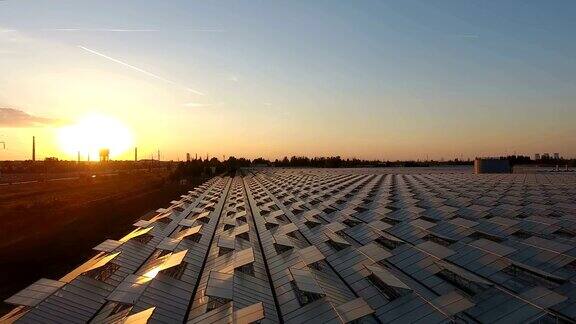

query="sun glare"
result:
[57,114,133,159]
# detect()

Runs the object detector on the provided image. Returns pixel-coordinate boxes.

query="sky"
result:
[0,0,575,161]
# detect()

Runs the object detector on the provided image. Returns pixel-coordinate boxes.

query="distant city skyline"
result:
[1,1,575,161]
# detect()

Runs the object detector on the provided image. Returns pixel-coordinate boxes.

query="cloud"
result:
[0,28,31,43]
[182,102,223,108]
[43,28,160,32]
[0,108,61,128]
[183,102,211,108]
[459,34,479,40]
[184,28,226,33]
[40,28,225,33]
[226,75,239,82]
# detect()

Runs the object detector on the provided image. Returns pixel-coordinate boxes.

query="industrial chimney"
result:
[32,136,36,161]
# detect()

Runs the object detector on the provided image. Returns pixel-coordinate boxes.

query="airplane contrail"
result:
[77,45,205,96]
[47,28,160,32]
[44,28,225,33]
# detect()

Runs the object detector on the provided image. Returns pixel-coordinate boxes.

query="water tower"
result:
[99,148,110,162]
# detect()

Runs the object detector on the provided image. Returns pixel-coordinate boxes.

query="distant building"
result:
[186,153,191,162]
[542,153,550,160]
[474,158,511,174]
[554,153,560,160]
[535,153,540,161]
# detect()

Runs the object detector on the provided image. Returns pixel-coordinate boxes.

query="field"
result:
[0,171,198,315]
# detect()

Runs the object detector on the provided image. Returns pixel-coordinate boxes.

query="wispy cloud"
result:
[44,28,160,32]
[182,102,223,108]
[0,28,31,43]
[0,108,62,128]
[184,28,226,33]
[40,28,225,33]
[78,45,205,96]
[226,75,239,82]
[458,34,479,40]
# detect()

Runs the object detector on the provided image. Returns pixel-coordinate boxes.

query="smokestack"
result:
[32,136,35,161]
[157,149,160,161]
[77,151,80,163]
[135,147,138,162]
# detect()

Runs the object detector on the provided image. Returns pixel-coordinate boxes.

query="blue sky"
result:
[0,1,575,160]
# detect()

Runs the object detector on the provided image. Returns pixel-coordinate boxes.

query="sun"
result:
[57,114,134,160]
